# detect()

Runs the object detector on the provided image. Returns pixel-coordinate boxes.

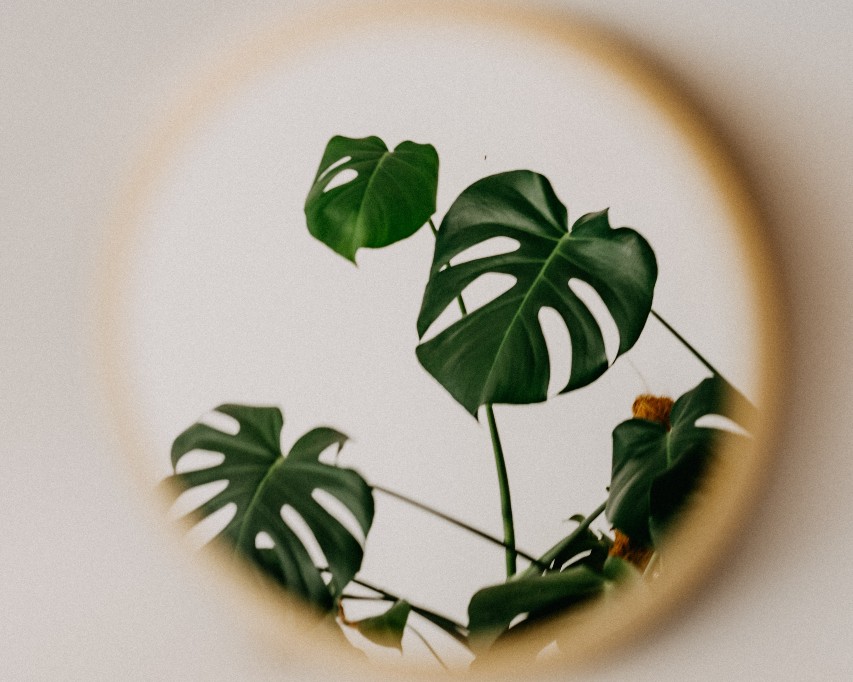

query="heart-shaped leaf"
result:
[346,600,412,651]
[304,135,439,262]
[416,171,657,414]
[166,404,374,611]
[606,376,755,546]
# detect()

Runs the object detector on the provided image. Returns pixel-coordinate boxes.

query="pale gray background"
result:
[1,0,851,679]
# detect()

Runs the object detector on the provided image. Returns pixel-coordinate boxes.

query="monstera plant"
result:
[164,135,755,667]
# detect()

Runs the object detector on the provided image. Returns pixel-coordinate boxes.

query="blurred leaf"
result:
[548,526,611,574]
[348,601,412,651]
[305,135,439,262]
[606,376,753,546]
[467,566,604,651]
[166,404,374,611]
[601,555,638,583]
[416,170,657,414]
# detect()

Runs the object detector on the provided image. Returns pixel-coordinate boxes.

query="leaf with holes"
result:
[467,566,605,652]
[416,170,657,414]
[606,376,755,547]
[304,135,439,262]
[165,404,374,611]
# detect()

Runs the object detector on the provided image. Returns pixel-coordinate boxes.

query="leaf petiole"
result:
[650,309,724,380]
[517,500,607,580]
[346,575,470,648]
[485,404,517,577]
[373,485,539,566]
[428,217,515,577]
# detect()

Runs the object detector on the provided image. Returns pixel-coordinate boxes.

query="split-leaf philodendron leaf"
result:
[606,376,756,547]
[166,404,374,611]
[467,566,605,652]
[467,556,637,653]
[416,171,657,414]
[304,135,439,262]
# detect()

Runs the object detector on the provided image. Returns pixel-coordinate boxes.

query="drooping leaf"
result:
[304,135,439,262]
[165,404,374,611]
[467,566,605,652]
[416,171,657,414]
[606,376,755,546]
[347,600,412,651]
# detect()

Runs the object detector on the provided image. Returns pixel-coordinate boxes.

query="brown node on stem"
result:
[632,394,674,429]
[609,529,654,571]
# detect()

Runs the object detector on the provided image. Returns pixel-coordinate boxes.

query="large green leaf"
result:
[304,135,439,262]
[467,556,638,656]
[166,404,374,611]
[416,171,657,414]
[606,376,755,546]
[467,566,605,652]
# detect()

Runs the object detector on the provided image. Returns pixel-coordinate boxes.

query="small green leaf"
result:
[416,170,657,414]
[606,376,754,546]
[165,404,374,611]
[304,135,439,262]
[467,567,605,651]
[349,601,412,651]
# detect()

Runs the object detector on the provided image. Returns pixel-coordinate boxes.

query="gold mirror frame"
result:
[96,1,785,678]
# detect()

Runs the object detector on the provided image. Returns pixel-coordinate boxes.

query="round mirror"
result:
[99,3,783,676]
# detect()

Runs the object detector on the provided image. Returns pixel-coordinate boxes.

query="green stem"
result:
[518,501,607,580]
[429,216,516,578]
[348,576,470,647]
[650,309,724,379]
[408,624,449,670]
[486,405,516,577]
[373,485,540,565]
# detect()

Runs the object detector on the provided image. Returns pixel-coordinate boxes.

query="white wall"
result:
[2,1,851,679]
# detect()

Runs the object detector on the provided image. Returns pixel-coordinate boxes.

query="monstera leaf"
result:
[166,404,374,611]
[416,171,657,414]
[467,566,606,652]
[606,376,755,547]
[304,135,439,262]
[467,556,636,653]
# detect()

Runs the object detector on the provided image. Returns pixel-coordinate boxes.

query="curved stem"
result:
[373,485,540,565]
[650,309,756,412]
[486,405,516,577]
[408,624,449,670]
[650,309,724,379]
[430,217,515,578]
[518,500,607,580]
[348,576,470,647]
